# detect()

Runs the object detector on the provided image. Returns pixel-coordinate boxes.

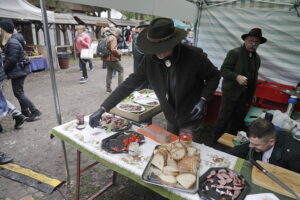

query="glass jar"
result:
[128,141,140,157]
[179,131,193,145]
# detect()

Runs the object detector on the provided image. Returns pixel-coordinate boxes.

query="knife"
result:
[249,149,300,200]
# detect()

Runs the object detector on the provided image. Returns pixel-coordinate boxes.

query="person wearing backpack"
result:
[1,19,41,122]
[100,28,123,93]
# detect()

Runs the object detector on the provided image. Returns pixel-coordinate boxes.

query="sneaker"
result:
[0,153,13,164]
[21,110,31,118]
[79,77,88,84]
[90,67,94,71]
[13,114,27,129]
[106,88,112,93]
[0,124,3,133]
[26,110,42,122]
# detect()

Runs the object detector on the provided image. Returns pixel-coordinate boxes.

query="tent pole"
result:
[39,0,70,185]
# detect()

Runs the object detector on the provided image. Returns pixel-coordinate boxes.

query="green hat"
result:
[137,18,187,54]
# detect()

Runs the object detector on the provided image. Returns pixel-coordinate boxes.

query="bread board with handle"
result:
[252,160,300,199]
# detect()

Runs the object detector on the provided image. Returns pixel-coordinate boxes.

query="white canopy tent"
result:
[58,0,198,23]
[0,0,55,22]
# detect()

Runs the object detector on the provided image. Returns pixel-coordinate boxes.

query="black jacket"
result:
[4,34,29,79]
[102,44,220,126]
[227,131,300,173]
[0,53,6,82]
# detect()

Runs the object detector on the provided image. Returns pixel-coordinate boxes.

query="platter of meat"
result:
[133,97,160,107]
[116,102,145,113]
[101,130,145,153]
[198,167,250,200]
[97,113,131,131]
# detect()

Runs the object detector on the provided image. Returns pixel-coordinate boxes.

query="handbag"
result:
[80,48,94,59]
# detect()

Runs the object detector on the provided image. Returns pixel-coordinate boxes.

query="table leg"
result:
[75,150,116,200]
[75,150,81,200]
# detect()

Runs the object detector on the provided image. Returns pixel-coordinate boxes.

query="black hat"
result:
[136,21,150,29]
[0,19,14,34]
[137,18,187,54]
[241,28,267,44]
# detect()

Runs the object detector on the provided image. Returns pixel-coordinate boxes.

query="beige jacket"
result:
[102,35,122,61]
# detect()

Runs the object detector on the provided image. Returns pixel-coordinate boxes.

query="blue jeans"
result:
[79,59,93,70]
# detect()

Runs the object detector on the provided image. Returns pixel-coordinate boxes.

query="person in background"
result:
[213,28,267,143]
[0,19,41,122]
[182,28,194,46]
[0,41,26,130]
[227,118,300,173]
[132,21,150,90]
[100,27,111,69]
[80,27,94,71]
[89,18,220,143]
[102,28,123,93]
[75,25,91,84]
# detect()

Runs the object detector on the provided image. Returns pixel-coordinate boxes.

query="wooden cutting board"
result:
[252,160,300,199]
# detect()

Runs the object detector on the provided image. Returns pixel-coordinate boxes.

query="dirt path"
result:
[0,55,168,200]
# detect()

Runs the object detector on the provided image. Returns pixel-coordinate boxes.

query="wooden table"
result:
[50,118,294,200]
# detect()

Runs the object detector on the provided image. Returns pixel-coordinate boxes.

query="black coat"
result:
[0,54,6,82]
[227,131,300,173]
[102,44,220,126]
[4,34,29,79]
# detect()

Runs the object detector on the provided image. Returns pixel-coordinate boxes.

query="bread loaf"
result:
[176,173,196,189]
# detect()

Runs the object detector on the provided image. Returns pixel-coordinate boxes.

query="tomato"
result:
[179,132,193,142]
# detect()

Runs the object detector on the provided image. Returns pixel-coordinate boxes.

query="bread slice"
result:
[176,173,196,189]
[187,146,198,156]
[170,147,186,161]
[162,165,179,176]
[167,155,178,169]
[158,174,177,186]
[151,153,166,170]
[177,156,199,174]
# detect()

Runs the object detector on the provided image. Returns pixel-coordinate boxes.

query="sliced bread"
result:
[170,147,186,161]
[158,174,177,186]
[151,153,166,170]
[176,173,196,189]
[162,165,179,176]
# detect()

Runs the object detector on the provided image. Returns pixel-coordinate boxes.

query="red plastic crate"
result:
[253,80,296,111]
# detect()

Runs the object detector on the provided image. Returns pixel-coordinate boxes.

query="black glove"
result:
[89,107,105,128]
[190,98,207,121]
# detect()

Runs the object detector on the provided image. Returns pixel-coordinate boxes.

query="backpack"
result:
[96,36,110,58]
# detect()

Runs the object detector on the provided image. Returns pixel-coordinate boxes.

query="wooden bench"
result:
[217,133,235,147]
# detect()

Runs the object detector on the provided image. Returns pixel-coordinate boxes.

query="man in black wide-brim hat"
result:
[213,28,268,144]
[89,18,220,141]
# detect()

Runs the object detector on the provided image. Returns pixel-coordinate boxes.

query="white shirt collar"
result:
[262,146,275,163]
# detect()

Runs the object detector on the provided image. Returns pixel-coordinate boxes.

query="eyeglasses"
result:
[246,38,260,44]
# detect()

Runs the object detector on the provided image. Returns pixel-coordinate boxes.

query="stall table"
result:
[29,58,48,72]
[50,117,294,200]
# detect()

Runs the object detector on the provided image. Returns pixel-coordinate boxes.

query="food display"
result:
[133,97,160,107]
[142,142,201,193]
[198,167,250,200]
[98,113,131,131]
[101,130,145,153]
[116,102,145,113]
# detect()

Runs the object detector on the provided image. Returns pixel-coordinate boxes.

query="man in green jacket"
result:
[213,28,267,143]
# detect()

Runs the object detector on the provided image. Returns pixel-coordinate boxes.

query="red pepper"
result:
[113,146,120,151]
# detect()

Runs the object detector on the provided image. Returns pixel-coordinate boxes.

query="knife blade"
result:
[250,159,300,199]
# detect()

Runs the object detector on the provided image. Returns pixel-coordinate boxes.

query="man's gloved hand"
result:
[190,98,207,121]
[89,107,105,128]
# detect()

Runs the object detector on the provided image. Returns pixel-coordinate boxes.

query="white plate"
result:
[133,97,160,107]
[147,93,158,100]
[116,102,145,113]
